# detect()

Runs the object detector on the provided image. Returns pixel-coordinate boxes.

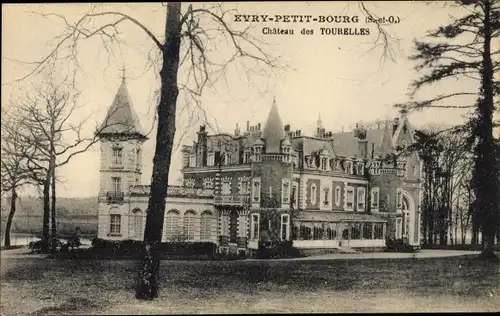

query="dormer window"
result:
[224,152,231,166]
[189,155,196,167]
[320,157,328,171]
[207,153,215,167]
[356,162,364,176]
[243,150,251,164]
[345,160,353,175]
[253,145,263,162]
[371,160,381,175]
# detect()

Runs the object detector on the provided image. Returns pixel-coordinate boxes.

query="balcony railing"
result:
[214,194,250,206]
[128,185,214,198]
[106,191,124,203]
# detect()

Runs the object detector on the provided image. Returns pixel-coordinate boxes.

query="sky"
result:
[2,2,492,198]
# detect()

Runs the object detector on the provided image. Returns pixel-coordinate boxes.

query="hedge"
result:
[90,238,217,258]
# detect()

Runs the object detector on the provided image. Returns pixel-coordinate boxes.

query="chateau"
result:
[97,76,423,255]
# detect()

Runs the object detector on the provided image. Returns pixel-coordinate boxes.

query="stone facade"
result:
[97,79,423,254]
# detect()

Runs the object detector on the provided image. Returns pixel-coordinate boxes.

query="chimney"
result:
[246,121,250,132]
[258,123,261,130]
[393,118,399,134]
[284,124,290,132]
[371,142,375,159]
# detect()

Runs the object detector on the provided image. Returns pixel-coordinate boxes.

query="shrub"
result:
[28,238,64,253]
[256,240,302,259]
[385,238,416,253]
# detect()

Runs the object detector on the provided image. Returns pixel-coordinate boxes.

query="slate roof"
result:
[291,120,397,158]
[262,98,285,153]
[98,77,146,138]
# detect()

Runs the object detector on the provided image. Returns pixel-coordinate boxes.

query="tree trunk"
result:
[42,176,51,253]
[476,0,499,260]
[51,163,57,253]
[136,2,182,300]
[4,188,17,247]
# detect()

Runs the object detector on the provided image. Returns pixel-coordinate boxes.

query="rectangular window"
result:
[240,180,249,195]
[111,177,121,195]
[374,223,384,239]
[357,187,366,211]
[346,186,354,210]
[189,155,196,167]
[243,151,251,164]
[224,153,231,165]
[112,148,123,165]
[135,148,141,170]
[252,178,261,203]
[371,187,379,208]
[321,157,328,170]
[345,161,353,174]
[207,153,215,167]
[282,180,290,204]
[203,178,214,189]
[363,223,373,239]
[251,214,260,239]
[335,186,341,207]
[221,181,231,195]
[310,184,317,206]
[396,189,403,209]
[109,214,121,234]
[281,214,290,241]
[292,182,299,206]
[357,162,364,176]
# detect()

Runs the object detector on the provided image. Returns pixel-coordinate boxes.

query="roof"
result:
[262,98,285,153]
[298,211,387,223]
[98,76,146,138]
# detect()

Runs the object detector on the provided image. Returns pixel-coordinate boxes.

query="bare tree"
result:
[14,78,111,253]
[0,110,39,247]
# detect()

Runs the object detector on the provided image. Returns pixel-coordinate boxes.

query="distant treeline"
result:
[0,196,98,237]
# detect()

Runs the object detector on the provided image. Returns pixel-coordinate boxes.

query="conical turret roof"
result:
[98,75,146,139]
[378,120,393,157]
[262,97,285,153]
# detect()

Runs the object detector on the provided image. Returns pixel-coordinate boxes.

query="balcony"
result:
[106,191,124,204]
[214,194,250,206]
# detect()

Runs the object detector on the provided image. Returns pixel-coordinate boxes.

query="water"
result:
[1,233,93,247]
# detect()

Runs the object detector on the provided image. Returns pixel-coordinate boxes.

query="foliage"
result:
[396,0,500,255]
[384,238,417,253]
[89,238,217,259]
[255,240,302,259]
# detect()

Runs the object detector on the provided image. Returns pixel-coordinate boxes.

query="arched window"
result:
[200,210,216,241]
[183,210,197,241]
[131,208,143,239]
[165,209,181,240]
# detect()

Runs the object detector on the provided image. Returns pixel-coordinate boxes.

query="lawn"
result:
[1,255,499,314]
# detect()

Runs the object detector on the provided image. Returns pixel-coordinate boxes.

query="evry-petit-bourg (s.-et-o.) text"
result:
[233,14,401,36]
